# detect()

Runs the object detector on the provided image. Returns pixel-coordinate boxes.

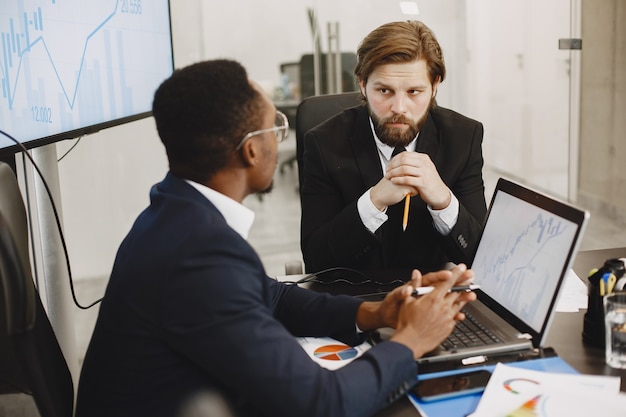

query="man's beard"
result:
[255,156,277,197]
[369,100,432,148]
[256,180,274,196]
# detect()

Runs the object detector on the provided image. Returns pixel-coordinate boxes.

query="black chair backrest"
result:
[295,92,363,194]
[0,162,74,417]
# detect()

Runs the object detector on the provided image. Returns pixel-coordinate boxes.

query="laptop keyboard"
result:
[441,310,503,350]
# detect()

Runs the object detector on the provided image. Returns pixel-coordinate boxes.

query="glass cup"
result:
[604,292,626,369]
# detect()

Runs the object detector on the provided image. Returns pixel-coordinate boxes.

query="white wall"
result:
[56,118,167,281]
[466,0,572,199]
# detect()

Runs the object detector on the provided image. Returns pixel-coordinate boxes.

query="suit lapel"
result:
[350,107,384,189]
[416,110,440,161]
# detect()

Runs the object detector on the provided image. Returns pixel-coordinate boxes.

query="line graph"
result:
[472,192,578,331]
[2,3,117,112]
[0,0,173,146]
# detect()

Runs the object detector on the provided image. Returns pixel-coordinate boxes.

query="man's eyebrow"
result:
[370,80,430,90]
[370,80,390,88]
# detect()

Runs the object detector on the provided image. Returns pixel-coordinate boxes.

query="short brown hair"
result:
[354,20,446,87]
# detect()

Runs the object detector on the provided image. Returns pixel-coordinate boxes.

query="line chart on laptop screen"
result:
[472,191,577,331]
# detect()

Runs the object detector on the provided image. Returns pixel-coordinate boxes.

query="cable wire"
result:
[56,136,83,162]
[0,129,102,309]
[282,266,406,288]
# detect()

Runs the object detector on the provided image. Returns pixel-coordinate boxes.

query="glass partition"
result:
[465,0,574,200]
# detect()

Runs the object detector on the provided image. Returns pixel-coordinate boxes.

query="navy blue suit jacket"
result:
[76,173,417,417]
[301,105,487,274]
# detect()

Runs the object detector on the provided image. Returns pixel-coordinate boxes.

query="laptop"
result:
[416,177,589,364]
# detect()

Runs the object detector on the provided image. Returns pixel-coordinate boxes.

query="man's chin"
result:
[256,181,274,196]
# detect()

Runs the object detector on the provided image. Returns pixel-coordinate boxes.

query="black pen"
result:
[411,284,481,297]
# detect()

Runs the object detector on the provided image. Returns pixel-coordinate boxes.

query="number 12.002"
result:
[32,106,52,124]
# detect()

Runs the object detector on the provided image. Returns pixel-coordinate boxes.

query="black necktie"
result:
[392,146,406,157]
[381,146,407,264]
[387,147,406,226]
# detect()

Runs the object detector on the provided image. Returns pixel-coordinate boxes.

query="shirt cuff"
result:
[428,191,459,235]
[357,189,388,233]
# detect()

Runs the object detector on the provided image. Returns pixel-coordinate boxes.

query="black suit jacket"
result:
[301,105,487,274]
[75,173,417,417]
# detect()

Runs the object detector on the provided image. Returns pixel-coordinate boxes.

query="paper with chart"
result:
[469,363,625,417]
[297,337,372,370]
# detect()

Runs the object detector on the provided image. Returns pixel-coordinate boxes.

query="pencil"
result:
[402,194,410,231]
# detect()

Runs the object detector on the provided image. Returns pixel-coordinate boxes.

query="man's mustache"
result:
[382,115,410,125]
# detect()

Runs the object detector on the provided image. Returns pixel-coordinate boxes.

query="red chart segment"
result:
[313,344,358,361]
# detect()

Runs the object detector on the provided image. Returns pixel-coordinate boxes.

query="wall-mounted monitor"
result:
[0,0,174,155]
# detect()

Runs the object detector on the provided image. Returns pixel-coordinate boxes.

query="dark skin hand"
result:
[356,264,477,359]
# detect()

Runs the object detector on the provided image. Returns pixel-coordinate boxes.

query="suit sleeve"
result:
[440,120,488,263]
[300,128,382,273]
[159,228,416,417]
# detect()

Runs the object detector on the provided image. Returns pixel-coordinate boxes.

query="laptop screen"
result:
[471,179,586,334]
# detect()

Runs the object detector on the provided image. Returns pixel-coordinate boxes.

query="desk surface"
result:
[374,247,626,417]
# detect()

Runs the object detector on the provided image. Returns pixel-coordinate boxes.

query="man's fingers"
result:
[410,269,422,287]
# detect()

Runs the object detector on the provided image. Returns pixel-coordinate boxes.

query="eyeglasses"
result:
[235,110,289,150]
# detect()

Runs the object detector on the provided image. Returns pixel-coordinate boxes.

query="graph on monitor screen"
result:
[0,0,174,151]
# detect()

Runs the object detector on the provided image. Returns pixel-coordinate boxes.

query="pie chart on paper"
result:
[313,344,359,361]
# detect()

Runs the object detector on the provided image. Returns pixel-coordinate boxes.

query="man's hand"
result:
[420,264,475,291]
[368,175,411,212]
[389,264,477,359]
[385,151,451,210]
[355,272,424,332]
[355,264,475,332]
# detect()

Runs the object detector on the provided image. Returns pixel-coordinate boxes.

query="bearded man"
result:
[300,20,487,276]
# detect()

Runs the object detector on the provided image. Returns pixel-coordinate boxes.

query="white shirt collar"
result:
[184,179,255,239]
[368,117,418,161]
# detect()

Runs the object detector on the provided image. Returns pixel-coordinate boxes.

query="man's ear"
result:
[359,80,367,97]
[239,139,259,167]
[432,76,441,98]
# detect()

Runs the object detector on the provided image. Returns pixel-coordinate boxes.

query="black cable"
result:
[0,129,101,309]
[56,136,83,162]
[288,266,406,288]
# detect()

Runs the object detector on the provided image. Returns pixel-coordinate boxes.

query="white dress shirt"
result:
[185,179,255,240]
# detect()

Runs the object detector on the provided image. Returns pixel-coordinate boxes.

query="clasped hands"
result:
[356,264,477,360]
[370,151,451,211]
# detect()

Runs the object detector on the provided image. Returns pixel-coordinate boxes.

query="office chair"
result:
[282,92,362,275]
[295,91,362,195]
[0,162,74,417]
